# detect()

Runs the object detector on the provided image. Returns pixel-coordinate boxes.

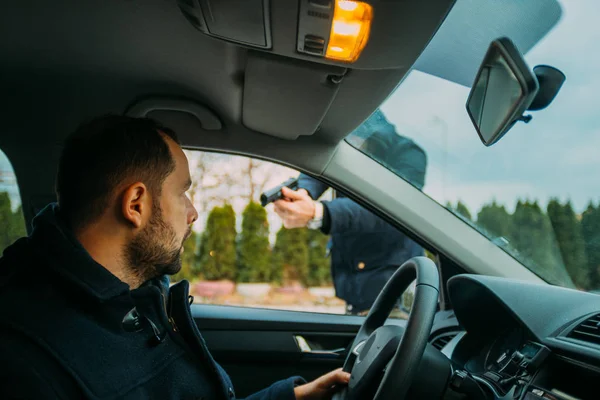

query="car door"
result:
[194,306,364,396]
[192,304,462,397]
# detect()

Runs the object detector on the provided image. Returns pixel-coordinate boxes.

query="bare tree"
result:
[185,150,299,241]
[186,152,238,225]
[237,158,277,203]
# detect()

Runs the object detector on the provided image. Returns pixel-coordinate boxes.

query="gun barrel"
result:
[260,177,299,207]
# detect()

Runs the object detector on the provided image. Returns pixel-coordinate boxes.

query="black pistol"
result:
[260,177,299,207]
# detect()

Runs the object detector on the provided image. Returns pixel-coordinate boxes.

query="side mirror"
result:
[466,37,539,146]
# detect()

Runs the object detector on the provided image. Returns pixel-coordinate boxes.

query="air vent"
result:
[568,313,600,346]
[431,332,459,350]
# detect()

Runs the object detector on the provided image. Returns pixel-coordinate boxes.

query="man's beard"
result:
[125,204,189,284]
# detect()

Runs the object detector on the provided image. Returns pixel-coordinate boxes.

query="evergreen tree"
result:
[547,199,590,289]
[401,290,414,312]
[189,233,203,277]
[306,230,331,287]
[173,231,200,282]
[198,204,237,280]
[272,227,309,286]
[476,201,513,240]
[12,205,26,238]
[582,203,600,289]
[510,200,567,285]
[0,192,25,254]
[455,200,472,221]
[0,192,13,252]
[237,202,271,282]
[197,228,207,276]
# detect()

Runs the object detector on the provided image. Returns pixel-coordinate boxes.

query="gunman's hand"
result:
[273,187,316,229]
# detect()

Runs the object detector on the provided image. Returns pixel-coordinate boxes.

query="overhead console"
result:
[173,0,455,140]
[175,0,456,69]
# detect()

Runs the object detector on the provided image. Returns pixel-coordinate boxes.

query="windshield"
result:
[347,0,600,290]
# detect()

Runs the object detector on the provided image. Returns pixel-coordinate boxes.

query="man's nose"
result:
[188,204,199,225]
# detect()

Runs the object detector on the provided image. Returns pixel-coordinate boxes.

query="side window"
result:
[175,150,435,318]
[0,149,26,254]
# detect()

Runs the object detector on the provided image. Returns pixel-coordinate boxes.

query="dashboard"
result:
[440,274,600,400]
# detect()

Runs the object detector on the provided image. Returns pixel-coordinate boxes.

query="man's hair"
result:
[56,115,179,230]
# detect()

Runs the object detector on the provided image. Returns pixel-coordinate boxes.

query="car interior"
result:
[2,0,600,399]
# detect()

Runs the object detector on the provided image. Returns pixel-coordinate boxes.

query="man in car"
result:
[0,115,350,399]
[274,110,427,315]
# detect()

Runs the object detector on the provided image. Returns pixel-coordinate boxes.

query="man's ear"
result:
[121,182,149,228]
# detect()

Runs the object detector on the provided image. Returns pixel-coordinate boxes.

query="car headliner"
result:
[0,0,558,143]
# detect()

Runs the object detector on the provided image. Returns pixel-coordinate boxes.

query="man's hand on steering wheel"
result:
[294,368,351,400]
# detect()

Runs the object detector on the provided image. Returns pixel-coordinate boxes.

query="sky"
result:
[380,0,600,216]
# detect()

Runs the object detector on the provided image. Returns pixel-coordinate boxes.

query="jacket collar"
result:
[29,203,130,302]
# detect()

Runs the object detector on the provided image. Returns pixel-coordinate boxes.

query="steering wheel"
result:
[334,256,440,400]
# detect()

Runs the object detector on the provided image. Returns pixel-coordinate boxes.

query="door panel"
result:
[193,305,407,396]
[201,330,353,363]
[193,305,458,397]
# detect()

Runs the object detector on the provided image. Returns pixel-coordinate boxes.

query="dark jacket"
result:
[0,204,304,399]
[298,111,427,312]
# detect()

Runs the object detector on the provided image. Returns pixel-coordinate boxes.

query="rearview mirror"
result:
[466,37,539,146]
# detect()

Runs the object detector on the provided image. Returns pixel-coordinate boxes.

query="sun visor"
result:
[414,0,562,87]
[242,51,346,140]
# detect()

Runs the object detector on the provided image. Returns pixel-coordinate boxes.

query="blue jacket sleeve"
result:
[243,376,306,400]
[323,197,397,235]
[297,173,329,200]
[215,362,305,400]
